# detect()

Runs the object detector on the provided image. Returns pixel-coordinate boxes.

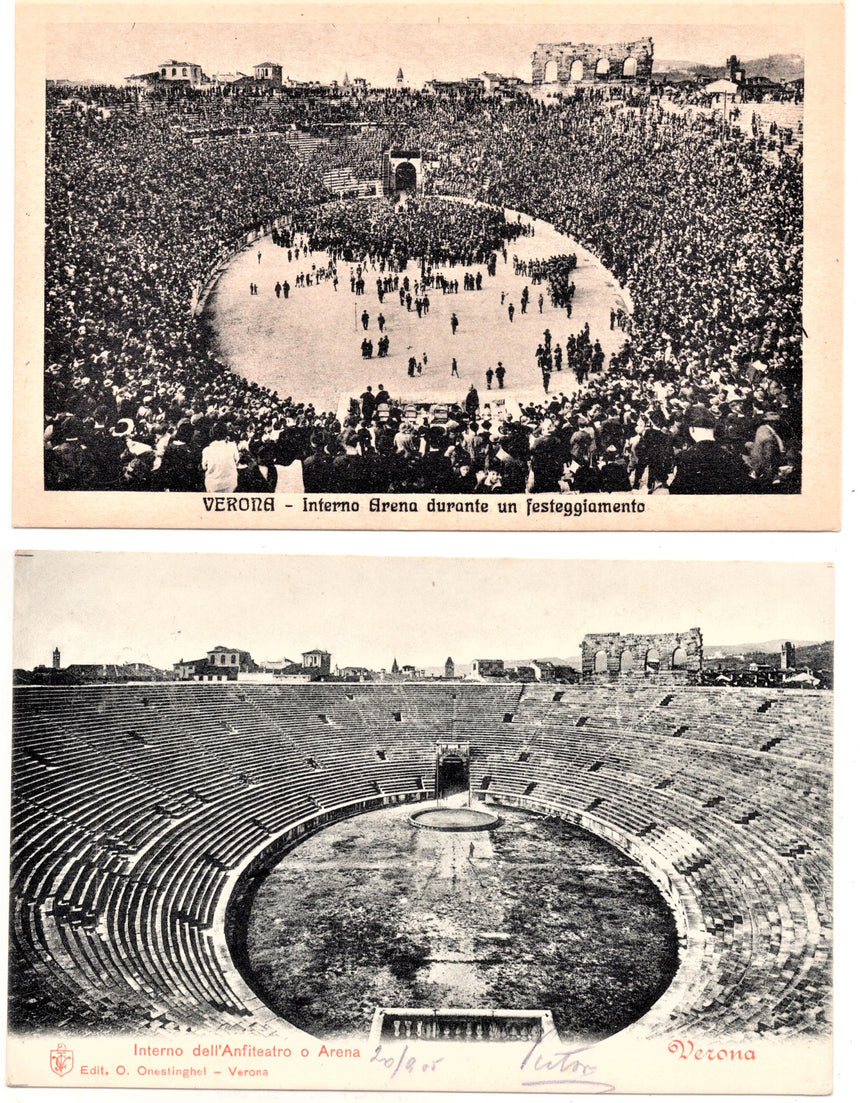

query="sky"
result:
[45,19,804,86]
[13,553,833,672]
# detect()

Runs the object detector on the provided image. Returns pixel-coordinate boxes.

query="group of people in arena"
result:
[43,80,801,494]
[292,195,528,267]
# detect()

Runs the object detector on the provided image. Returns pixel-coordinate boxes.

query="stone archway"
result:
[395,161,417,192]
[644,647,661,674]
[581,629,703,682]
[438,754,468,798]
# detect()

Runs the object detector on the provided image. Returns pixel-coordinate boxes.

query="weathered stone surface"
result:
[581,628,703,679]
[532,38,654,85]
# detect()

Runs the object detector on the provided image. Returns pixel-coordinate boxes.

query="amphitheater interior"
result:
[10,682,831,1041]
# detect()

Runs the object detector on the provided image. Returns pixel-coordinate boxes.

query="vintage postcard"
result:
[8,552,833,1092]
[13,0,843,529]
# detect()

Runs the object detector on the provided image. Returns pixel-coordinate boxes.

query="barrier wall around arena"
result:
[217,788,432,1027]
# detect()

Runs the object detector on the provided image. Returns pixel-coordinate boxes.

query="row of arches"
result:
[542,56,638,83]
[593,647,688,674]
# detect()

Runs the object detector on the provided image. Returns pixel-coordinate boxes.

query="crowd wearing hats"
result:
[292,195,528,268]
[43,81,801,493]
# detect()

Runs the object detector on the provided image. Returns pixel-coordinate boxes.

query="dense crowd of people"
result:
[43,80,803,494]
[292,195,527,266]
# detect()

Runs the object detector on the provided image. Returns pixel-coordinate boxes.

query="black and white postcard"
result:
[13,1,843,529]
[8,552,833,1092]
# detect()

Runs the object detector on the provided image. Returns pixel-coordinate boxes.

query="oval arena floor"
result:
[204,206,628,412]
[10,683,832,1042]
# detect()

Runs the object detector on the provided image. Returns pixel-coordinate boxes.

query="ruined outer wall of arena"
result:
[532,37,654,84]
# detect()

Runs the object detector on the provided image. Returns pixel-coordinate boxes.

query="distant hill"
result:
[653,53,804,83]
[705,640,832,671]
[704,639,819,657]
[793,642,834,672]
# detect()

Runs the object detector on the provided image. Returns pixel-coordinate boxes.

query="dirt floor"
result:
[243,800,678,1041]
[205,202,629,413]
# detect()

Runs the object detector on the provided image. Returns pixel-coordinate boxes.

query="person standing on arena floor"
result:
[361,309,370,331]
[275,282,281,298]
[485,367,494,389]
[495,363,506,389]
[361,385,376,423]
[201,423,239,495]
[451,313,459,335]
[451,358,459,378]
[283,280,290,299]
[508,302,515,323]
[257,250,262,264]
[378,313,386,332]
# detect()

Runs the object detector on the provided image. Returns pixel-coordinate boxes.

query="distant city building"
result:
[336,665,375,681]
[781,641,797,670]
[207,646,255,671]
[726,54,746,84]
[477,71,525,95]
[469,659,505,680]
[302,649,331,677]
[209,71,249,87]
[157,60,205,87]
[257,657,299,673]
[529,660,580,683]
[423,78,474,95]
[391,657,400,675]
[18,659,171,685]
[124,71,161,89]
[396,66,404,87]
[174,645,254,681]
[444,656,455,678]
[253,61,283,88]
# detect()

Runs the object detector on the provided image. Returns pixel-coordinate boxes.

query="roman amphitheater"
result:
[11,678,831,1045]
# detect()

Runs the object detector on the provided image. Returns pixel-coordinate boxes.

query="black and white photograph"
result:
[8,552,833,1092]
[14,1,842,528]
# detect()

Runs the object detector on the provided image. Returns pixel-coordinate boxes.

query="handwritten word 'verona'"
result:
[668,1039,756,1061]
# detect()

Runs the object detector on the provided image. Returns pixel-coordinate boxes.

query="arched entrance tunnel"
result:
[438,754,468,798]
[394,161,417,192]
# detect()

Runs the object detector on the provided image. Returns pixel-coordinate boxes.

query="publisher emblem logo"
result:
[50,1042,74,1077]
